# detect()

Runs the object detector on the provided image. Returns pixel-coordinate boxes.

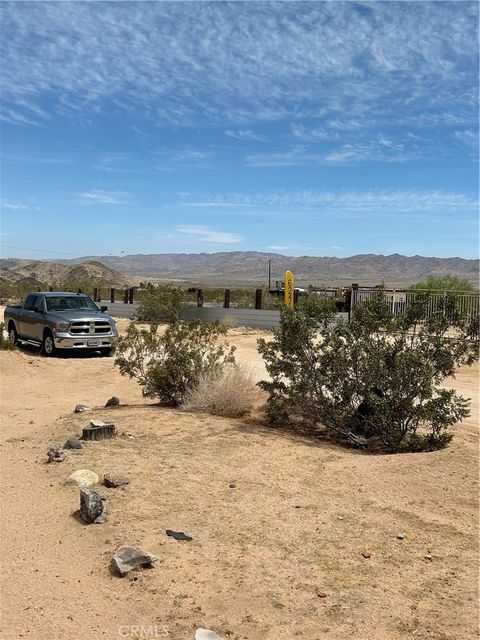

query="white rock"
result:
[195,630,222,640]
[74,404,91,413]
[64,469,100,488]
[90,420,106,427]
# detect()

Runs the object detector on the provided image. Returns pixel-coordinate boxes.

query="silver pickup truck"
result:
[4,291,119,356]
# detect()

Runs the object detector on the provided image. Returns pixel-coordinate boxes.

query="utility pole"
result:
[268,259,271,290]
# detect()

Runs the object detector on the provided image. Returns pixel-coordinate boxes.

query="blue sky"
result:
[0,1,478,260]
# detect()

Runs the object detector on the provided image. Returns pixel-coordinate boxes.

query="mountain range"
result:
[1,252,477,288]
[0,260,129,288]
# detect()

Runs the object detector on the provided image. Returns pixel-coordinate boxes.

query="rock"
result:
[47,443,65,463]
[316,591,328,598]
[64,438,83,450]
[110,547,157,577]
[103,474,129,488]
[195,630,222,640]
[79,488,106,523]
[105,396,120,407]
[74,404,90,413]
[228,483,236,489]
[65,469,99,488]
[362,551,371,558]
[424,554,433,561]
[166,529,193,541]
[396,532,405,540]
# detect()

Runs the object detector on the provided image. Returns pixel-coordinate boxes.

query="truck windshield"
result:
[45,296,99,312]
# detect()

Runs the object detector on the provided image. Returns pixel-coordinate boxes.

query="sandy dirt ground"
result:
[0,312,478,640]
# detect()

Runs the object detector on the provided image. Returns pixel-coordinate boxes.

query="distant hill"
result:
[0,253,478,287]
[0,260,130,288]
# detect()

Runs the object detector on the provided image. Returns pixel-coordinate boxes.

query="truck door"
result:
[30,296,45,340]
[19,294,41,340]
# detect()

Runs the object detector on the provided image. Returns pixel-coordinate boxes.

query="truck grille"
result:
[69,320,112,335]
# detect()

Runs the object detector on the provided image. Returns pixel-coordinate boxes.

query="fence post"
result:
[77,288,82,294]
[224,289,230,309]
[93,287,98,302]
[255,289,262,310]
[349,283,359,321]
[123,289,129,304]
[129,287,134,304]
[293,289,299,306]
[110,288,115,303]
[197,289,204,308]
[49,286,53,292]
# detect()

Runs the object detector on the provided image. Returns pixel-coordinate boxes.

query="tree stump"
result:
[82,423,117,441]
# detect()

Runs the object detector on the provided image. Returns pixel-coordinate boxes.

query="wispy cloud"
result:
[154,147,209,170]
[0,2,476,131]
[175,225,243,244]
[224,129,266,142]
[453,129,478,149]
[178,189,478,219]
[247,140,407,167]
[267,245,298,251]
[1,200,29,210]
[291,123,339,142]
[76,189,129,204]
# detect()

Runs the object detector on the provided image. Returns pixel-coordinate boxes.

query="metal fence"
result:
[351,288,479,320]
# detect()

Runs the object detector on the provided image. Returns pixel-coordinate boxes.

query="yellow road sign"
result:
[285,270,295,308]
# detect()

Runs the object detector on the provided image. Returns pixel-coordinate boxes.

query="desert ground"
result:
[0,312,478,640]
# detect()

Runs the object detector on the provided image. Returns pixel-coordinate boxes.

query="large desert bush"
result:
[115,321,235,406]
[135,283,185,325]
[258,293,478,453]
[183,363,258,417]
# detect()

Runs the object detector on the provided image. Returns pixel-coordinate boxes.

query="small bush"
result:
[135,283,185,325]
[0,322,17,351]
[115,320,236,406]
[183,363,258,417]
[258,292,478,453]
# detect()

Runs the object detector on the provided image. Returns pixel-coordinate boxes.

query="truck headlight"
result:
[53,322,69,333]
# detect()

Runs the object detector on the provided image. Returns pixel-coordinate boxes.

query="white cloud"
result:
[291,123,338,142]
[247,141,406,167]
[178,189,478,219]
[1,200,28,210]
[176,225,243,244]
[76,190,128,204]
[0,2,476,130]
[224,129,266,142]
[454,130,478,148]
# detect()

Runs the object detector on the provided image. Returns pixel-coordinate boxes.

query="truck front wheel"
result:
[42,331,57,357]
[8,324,18,346]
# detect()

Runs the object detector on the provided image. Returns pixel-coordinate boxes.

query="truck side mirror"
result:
[100,306,108,312]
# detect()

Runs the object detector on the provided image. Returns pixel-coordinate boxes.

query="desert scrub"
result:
[115,320,236,406]
[258,292,478,453]
[183,363,258,417]
[0,322,17,351]
[134,283,185,325]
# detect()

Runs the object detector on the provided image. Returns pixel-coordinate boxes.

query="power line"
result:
[0,243,82,257]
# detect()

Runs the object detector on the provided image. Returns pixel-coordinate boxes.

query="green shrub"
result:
[0,322,17,351]
[410,274,475,292]
[258,293,478,453]
[134,283,185,325]
[115,321,236,406]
